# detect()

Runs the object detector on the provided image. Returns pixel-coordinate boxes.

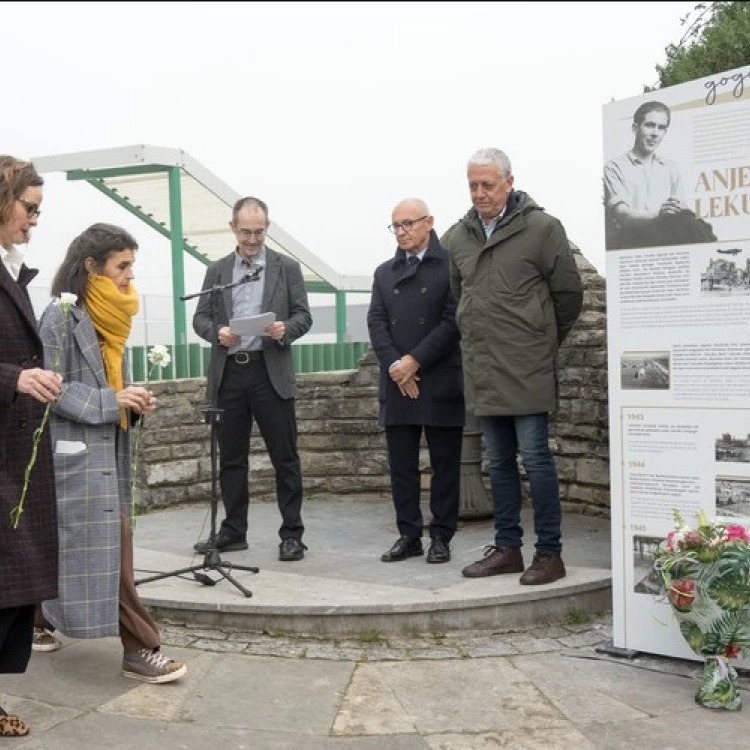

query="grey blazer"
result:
[193,248,312,405]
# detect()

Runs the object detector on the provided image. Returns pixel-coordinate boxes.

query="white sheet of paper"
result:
[228,312,276,337]
[55,440,87,455]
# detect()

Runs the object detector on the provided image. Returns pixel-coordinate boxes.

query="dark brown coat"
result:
[0,262,58,608]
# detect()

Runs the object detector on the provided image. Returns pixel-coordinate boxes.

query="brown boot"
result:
[461,546,524,578]
[519,552,566,585]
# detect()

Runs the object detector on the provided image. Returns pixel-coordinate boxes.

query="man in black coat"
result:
[367,198,465,564]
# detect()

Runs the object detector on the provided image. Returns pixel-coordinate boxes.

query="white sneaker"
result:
[32,627,62,652]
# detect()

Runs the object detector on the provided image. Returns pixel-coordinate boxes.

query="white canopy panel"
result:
[32,144,372,292]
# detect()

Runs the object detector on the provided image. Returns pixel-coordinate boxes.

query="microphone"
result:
[242,263,264,282]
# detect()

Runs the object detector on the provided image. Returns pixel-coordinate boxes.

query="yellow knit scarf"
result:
[86,274,139,429]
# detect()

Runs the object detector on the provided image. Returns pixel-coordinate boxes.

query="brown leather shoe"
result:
[519,552,566,585]
[461,546,524,578]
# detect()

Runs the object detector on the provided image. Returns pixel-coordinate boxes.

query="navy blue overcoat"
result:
[367,231,465,427]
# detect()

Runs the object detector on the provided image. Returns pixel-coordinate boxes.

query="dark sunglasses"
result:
[18,198,41,218]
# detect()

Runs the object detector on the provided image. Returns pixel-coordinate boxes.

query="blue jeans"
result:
[480,414,561,554]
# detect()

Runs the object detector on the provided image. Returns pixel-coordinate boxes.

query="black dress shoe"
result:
[279,538,307,561]
[380,536,423,562]
[426,537,451,564]
[193,531,248,554]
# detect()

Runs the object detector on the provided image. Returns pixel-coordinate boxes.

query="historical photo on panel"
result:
[603,100,717,252]
[701,247,750,296]
[633,534,664,595]
[716,476,750,518]
[716,432,750,463]
[621,351,670,390]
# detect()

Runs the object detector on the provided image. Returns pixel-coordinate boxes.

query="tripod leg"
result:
[135,406,262,598]
[215,565,254,598]
[136,565,211,586]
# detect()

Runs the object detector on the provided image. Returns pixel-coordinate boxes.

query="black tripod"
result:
[135,271,262,597]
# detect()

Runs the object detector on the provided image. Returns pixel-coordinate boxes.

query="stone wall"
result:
[135,249,610,517]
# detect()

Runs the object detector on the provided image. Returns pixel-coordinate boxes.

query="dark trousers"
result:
[217,357,304,541]
[481,414,562,554]
[385,424,463,541]
[0,604,34,673]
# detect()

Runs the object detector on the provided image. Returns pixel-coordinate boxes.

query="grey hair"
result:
[468,148,512,178]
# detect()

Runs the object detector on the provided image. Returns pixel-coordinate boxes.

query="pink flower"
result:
[725,525,750,543]
[665,531,680,552]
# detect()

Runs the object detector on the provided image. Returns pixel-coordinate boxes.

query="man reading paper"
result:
[193,197,312,561]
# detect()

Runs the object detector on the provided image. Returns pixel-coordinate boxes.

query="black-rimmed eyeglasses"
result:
[18,198,41,218]
[387,216,428,234]
[237,228,266,239]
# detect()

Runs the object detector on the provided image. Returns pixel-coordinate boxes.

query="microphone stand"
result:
[135,270,262,597]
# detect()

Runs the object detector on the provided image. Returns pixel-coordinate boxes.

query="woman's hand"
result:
[17,368,62,404]
[117,385,157,415]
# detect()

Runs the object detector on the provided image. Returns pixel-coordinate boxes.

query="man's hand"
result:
[265,320,286,342]
[218,326,241,348]
[659,197,686,215]
[398,378,420,399]
[389,354,420,386]
[16,368,62,405]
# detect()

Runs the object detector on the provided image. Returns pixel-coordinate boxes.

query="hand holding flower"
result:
[16,368,62,404]
[117,385,157,414]
[130,345,171,508]
[10,293,77,529]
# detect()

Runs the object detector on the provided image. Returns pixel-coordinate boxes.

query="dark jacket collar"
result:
[391,229,442,269]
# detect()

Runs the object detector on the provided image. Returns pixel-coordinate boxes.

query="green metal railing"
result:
[129,342,371,381]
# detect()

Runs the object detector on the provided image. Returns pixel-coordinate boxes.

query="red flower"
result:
[724,642,743,660]
[668,579,696,611]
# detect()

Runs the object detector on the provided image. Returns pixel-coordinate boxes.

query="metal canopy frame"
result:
[32,145,371,357]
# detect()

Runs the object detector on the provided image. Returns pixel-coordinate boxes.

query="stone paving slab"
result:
[3,616,750,749]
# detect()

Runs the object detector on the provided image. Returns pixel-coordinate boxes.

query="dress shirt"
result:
[0,245,24,281]
[229,248,267,354]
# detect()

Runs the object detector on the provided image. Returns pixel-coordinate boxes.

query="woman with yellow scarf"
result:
[35,223,187,684]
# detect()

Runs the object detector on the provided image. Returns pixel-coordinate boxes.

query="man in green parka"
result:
[442,147,583,585]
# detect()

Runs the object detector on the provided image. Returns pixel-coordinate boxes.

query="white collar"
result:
[0,245,24,281]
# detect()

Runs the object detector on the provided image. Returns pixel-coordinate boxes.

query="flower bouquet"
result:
[653,509,750,710]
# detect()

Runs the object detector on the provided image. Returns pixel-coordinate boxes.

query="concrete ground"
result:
[2,498,749,748]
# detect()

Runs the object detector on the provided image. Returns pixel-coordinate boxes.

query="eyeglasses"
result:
[18,198,41,218]
[236,228,266,239]
[387,216,428,234]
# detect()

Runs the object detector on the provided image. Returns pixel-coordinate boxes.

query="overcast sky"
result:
[3,1,698,300]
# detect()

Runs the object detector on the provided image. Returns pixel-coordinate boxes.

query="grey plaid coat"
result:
[38,301,132,638]
[0,263,58,609]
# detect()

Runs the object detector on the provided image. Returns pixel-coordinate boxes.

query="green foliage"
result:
[679,620,706,652]
[708,570,750,609]
[358,630,385,644]
[651,2,750,89]
[702,610,743,654]
[566,608,591,625]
